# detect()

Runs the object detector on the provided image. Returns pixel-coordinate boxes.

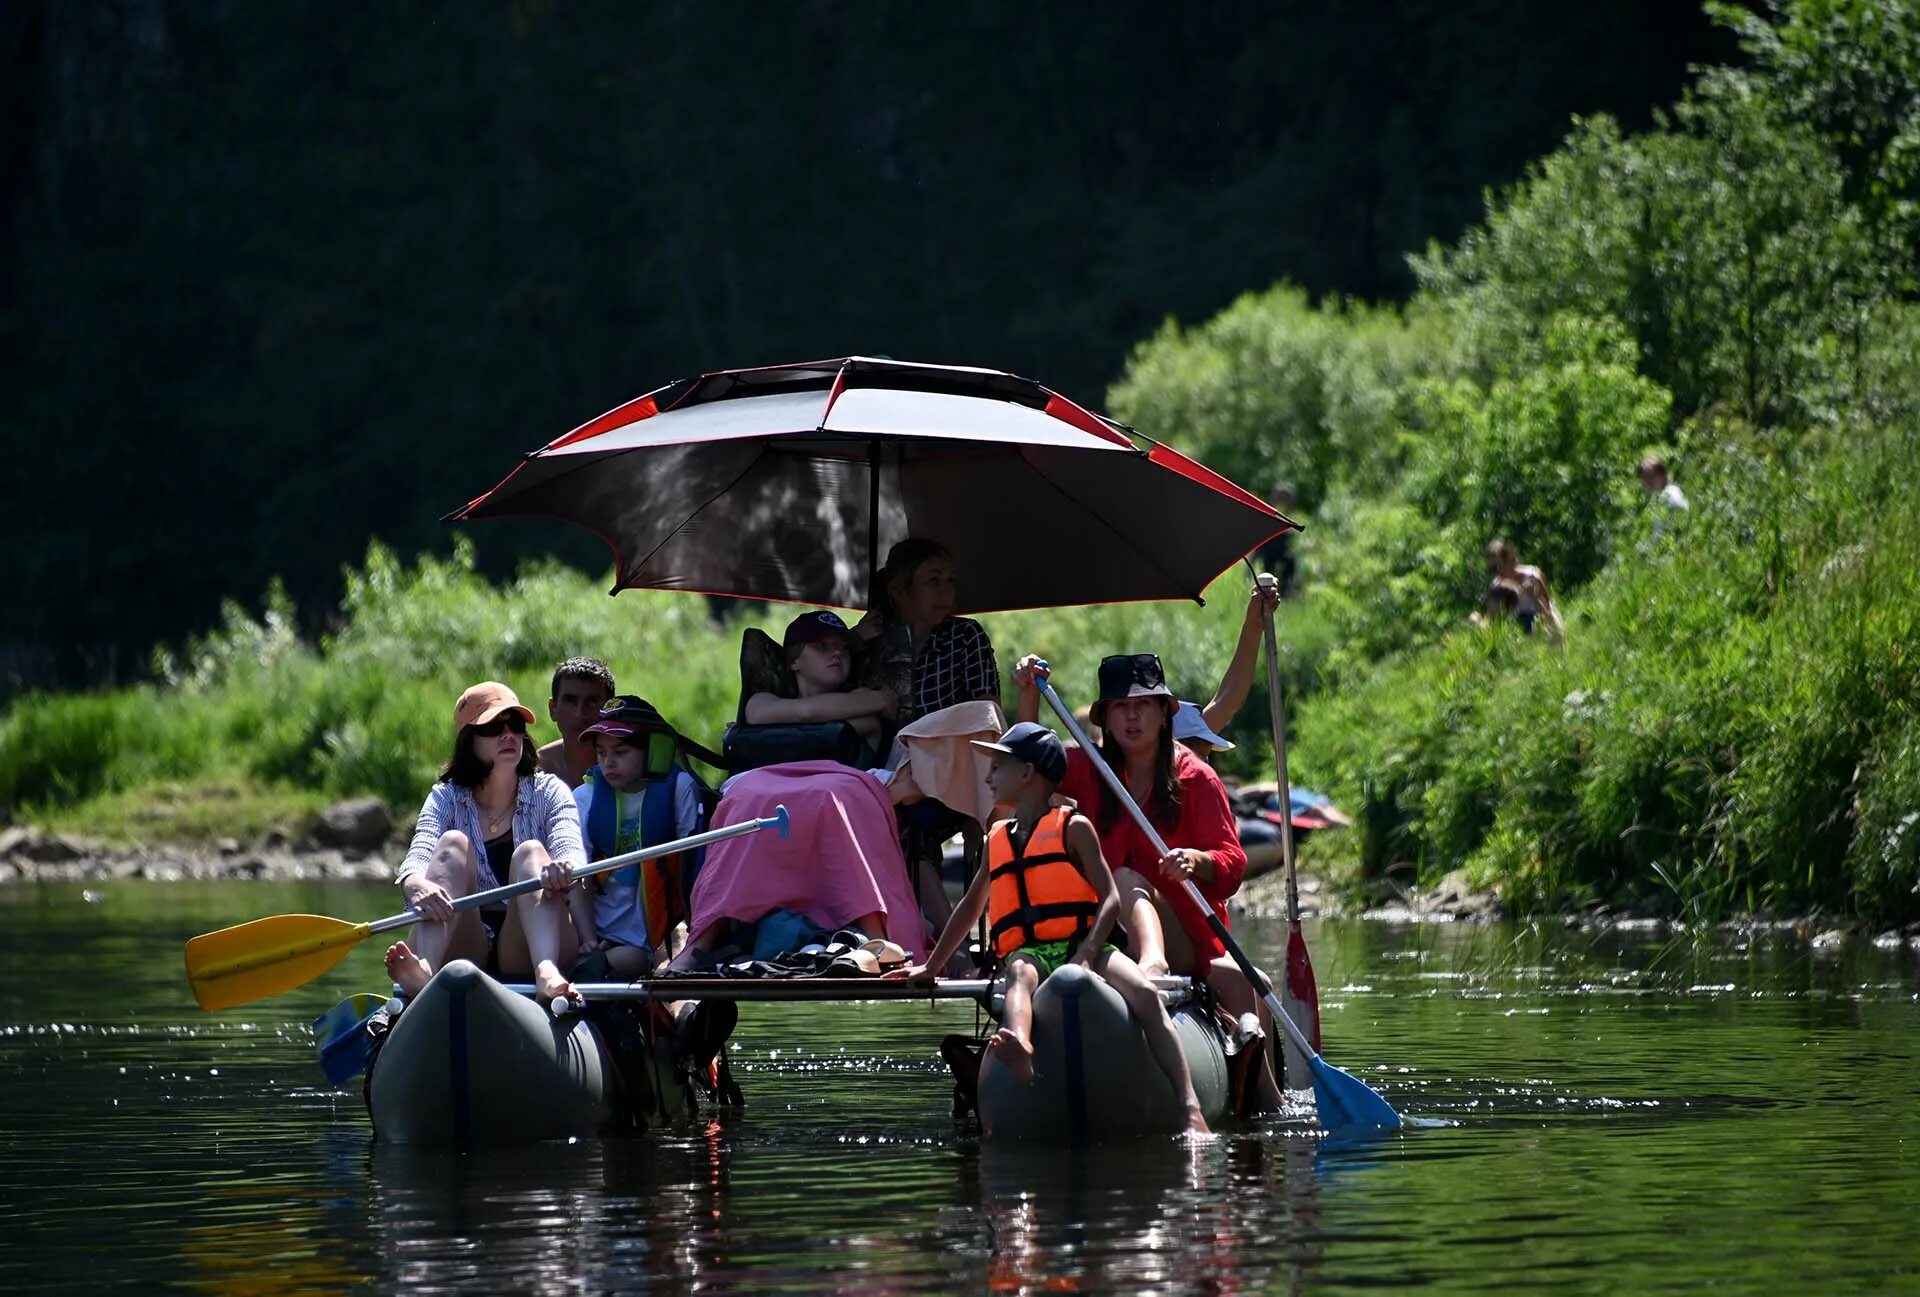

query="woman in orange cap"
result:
[385,681,589,1004]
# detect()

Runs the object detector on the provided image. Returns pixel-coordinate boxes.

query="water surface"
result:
[2,879,1915,1293]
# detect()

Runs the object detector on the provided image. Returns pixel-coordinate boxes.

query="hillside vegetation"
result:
[4,0,1916,923]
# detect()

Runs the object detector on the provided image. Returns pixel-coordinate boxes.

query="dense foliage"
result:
[1120,0,1920,922]
[5,1,1917,923]
[0,1,1723,688]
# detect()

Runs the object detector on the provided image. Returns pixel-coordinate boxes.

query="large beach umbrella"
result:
[450,356,1292,611]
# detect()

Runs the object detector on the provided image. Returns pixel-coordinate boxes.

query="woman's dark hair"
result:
[440,725,538,786]
[1097,710,1182,833]
[874,537,955,621]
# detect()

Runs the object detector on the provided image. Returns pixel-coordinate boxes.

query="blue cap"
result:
[970,721,1068,784]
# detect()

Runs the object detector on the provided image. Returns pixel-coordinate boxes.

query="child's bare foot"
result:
[1137,957,1170,979]
[384,942,433,996]
[985,1027,1035,1083]
[1183,1106,1214,1139]
[533,959,581,1006]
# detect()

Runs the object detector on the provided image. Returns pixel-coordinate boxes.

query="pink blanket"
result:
[691,761,930,959]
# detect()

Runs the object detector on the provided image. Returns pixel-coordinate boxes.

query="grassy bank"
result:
[0,538,1325,847]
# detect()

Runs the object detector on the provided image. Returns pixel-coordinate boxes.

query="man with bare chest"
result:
[535,657,615,787]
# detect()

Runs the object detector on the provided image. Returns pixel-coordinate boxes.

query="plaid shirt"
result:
[868,616,1002,725]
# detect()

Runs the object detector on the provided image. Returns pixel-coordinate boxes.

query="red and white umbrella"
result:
[451,356,1292,612]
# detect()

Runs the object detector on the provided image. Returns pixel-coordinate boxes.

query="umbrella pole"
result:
[867,438,882,608]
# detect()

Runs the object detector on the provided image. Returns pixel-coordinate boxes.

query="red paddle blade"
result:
[1285,919,1321,1052]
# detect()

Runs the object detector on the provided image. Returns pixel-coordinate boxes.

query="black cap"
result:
[970,721,1068,784]
[1091,653,1175,724]
[581,694,673,741]
[783,609,853,650]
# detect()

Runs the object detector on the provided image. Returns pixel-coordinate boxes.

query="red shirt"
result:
[1059,744,1246,963]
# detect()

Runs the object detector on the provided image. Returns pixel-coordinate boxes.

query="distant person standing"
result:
[1638,454,1689,542]
[1251,484,1298,598]
[1485,539,1564,644]
[536,657,616,787]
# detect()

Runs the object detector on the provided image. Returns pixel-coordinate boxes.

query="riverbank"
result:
[12,821,1914,953]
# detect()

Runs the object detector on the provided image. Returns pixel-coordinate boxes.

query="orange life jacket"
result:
[986,806,1101,959]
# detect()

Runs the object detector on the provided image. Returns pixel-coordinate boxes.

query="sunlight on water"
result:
[1,879,1916,1294]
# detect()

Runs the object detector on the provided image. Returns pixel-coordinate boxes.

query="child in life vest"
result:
[569,697,703,978]
[890,721,1209,1135]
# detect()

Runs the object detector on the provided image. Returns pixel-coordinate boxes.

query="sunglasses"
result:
[470,714,528,737]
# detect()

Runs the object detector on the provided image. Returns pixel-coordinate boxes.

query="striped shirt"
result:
[397,773,587,891]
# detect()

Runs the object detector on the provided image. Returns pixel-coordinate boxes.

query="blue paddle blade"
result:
[1309,1054,1403,1130]
[312,992,386,1085]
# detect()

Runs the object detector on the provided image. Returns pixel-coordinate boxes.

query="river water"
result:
[1,878,1915,1294]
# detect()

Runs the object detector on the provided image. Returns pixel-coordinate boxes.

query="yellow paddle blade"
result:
[184,914,374,1011]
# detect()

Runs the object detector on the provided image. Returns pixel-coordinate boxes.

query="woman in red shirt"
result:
[1014,650,1283,1111]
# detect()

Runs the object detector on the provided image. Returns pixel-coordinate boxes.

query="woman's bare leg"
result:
[1112,867,1170,977]
[1208,954,1284,1110]
[385,830,487,996]
[497,840,581,1001]
[912,854,955,934]
[1096,949,1209,1134]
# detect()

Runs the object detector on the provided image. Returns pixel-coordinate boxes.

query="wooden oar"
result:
[1034,668,1401,1130]
[1244,560,1324,1082]
[185,806,791,1012]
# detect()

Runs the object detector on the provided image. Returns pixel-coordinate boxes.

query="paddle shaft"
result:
[1244,563,1302,922]
[370,807,791,937]
[500,975,1196,1004]
[188,807,790,992]
[1033,674,1322,1063]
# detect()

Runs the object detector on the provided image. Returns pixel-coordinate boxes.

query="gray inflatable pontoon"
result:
[974,963,1230,1140]
[368,959,614,1144]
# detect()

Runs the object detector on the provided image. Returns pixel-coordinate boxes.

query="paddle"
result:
[312,991,388,1084]
[186,806,792,1011]
[1032,667,1401,1130]
[1244,561,1324,1071]
[517,974,1197,1004]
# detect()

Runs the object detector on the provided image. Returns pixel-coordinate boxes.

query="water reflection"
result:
[2,881,1917,1294]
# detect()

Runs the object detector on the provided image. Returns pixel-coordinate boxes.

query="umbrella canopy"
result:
[452,357,1293,613]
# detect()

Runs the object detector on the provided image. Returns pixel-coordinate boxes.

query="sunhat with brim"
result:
[859,937,909,969]
[825,947,882,976]
[1171,701,1235,751]
[453,681,537,735]
[1089,653,1176,727]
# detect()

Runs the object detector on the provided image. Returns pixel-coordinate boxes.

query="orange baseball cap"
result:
[453,681,537,735]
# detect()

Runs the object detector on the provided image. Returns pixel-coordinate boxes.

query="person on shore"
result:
[536,657,616,787]
[386,681,588,1005]
[1012,652,1284,1110]
[888,721,1210,1136]
[569,697,704,979]
[742,610,895,762]
[1484,539,1564,643]
[1638,454,1689,542]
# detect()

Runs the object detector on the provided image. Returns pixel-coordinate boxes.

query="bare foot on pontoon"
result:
[985,1027,1035,1083]
[533,959,582,1006]
[384,942,433,997]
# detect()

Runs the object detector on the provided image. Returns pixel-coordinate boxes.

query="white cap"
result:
[1172,701,1234,751]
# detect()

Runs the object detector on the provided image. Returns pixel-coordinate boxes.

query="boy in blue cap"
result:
[891,721,1209,1135]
